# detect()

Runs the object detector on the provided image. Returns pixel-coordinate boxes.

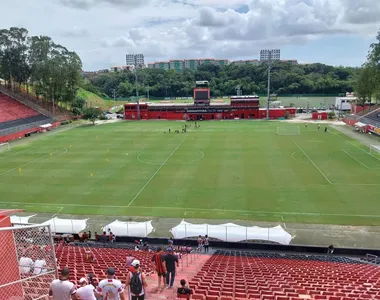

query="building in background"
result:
[148,58,228,71]
[260,49,281,61]
[231,59,260,66]
[109,65,134,72]
[126,54,145,69]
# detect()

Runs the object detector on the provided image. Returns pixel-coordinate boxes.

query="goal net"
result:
[369,145,380,157]
[277,126,300,135]
[0,142,10,153]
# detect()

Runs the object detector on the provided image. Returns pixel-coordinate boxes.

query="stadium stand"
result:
[0,92,52,134]
[0,93,39,123]
[55,244,156,285]
[189,250,380,300]
[360,109,380,128]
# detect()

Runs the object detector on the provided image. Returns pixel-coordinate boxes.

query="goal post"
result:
[277,126,300,135]
[369,145,380,156]
[0,142,10,152]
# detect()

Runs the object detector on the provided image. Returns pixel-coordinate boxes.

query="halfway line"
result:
[293,141,332,184]
[126,135,188,207]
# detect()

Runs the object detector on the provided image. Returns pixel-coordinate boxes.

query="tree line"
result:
[0,27,82,109]
[356,29,380,105]
[86,62,360,99]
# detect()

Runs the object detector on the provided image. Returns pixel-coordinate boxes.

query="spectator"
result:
[126,254,135,268]
[88,231,92,240]
[95,232,99,241]
[100,232,108,243]
[49,267,77,300]
[33,259,47,275]
[327,245,335,255]
[111,233,116,243]
[76,278,96,300]
[125,260,147,300]
[85,250,95,262]
[134,245,140,251]
[151,247,167,291]
[165,248,179,288]
[95,267,125,300]
[19,256,34,274]
[203,235,209,253]
[197,235,202,252]
[168,238,173,247]
[82,232,88,242]
[177,279,193,299]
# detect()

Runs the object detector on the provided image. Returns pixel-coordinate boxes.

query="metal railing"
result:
[0,119,52,137]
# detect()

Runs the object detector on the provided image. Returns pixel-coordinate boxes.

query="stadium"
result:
[1,26,380,300]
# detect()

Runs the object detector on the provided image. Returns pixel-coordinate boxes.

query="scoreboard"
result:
[194,88,210,106]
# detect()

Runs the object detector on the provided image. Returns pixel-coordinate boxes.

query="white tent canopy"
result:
[170,220,293,245]
[102,220,154,237]
[354,122,367,128]
[10,215,36,224]
[41,217,88,234]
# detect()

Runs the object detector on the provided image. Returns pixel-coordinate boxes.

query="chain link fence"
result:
[0,224,58,300]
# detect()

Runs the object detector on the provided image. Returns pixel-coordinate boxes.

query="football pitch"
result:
[1,121,380,226]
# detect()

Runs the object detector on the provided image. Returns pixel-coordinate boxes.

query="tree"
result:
[355,64,377,106]
[82,107,103,124]
[328,111,336,119]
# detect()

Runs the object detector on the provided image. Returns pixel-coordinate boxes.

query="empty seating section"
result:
[189,251,380,300]
[55,245,156,285]
[361,110,380,128]
[0,93,39,124]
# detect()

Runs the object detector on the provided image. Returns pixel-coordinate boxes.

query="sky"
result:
[1,0,380,70]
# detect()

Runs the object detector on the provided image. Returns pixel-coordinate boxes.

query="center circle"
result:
[137,149,204,165]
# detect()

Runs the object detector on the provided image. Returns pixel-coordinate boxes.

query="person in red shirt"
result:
[151,247,166,291]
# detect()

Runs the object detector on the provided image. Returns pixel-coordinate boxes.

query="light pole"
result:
[266,51,272,120]
[146,86,150,100]
[134,68,141,120]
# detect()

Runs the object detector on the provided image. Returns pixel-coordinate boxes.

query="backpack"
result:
[130,272,143,295]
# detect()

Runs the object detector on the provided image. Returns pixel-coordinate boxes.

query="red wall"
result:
[0,121,61,143]
[0,215,23,299]
[312,112,328,120]
[125,104,295,121]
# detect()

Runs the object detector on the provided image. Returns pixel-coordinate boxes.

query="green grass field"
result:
[1,121,380,226]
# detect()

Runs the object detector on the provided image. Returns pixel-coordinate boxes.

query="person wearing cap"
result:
[164,248,179,288]
[95,267,125,300]
[76,278,96,300]
[125,260,147,300]
[49,267,77,300]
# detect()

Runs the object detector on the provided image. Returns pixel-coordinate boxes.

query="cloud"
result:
[2,0,380,70]
[60,28,90,38]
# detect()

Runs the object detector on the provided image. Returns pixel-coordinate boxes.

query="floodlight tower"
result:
[266,50,272,120]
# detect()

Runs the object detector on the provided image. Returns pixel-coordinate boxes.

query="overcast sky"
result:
[1,0,380,70]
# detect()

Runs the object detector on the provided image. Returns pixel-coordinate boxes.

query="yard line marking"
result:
[126,135,188,207]
[0,148,67,177]
[293,141,332,184]
[341,149,370,169]
[2,201,380,218]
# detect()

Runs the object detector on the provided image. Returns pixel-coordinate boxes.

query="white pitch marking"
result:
[0,148,67,177]
[52,207,64,217]
[293,141,332,184]
[126,135,188,207]
[2,201,380,218]
[0,147,35,160]
[341,149,370,169]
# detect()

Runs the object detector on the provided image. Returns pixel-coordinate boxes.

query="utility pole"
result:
[112,89,116,108]
[266,51,272,120]
[134,68,141,120]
